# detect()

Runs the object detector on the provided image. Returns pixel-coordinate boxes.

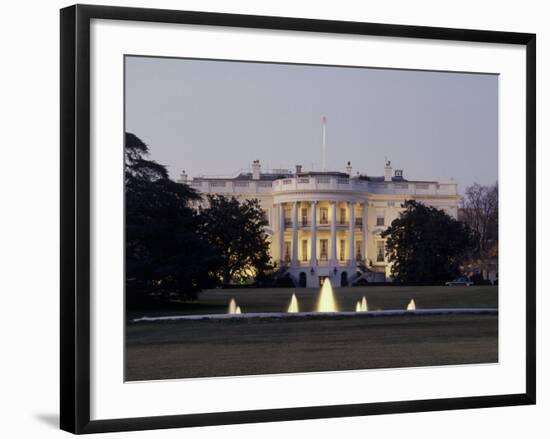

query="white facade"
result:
[179,161,459,287]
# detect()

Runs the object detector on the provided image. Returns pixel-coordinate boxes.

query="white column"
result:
[310,201,317,266]
[348,201,355,266]
[362,202,368,263]
[279,203,285,263]
[291,201,298,266]
[330,201,337,265]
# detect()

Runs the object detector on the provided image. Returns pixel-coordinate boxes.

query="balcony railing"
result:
[271,176,457,196]
[280,258,367,268]
[283,220,368,229]
[190,176,457,197]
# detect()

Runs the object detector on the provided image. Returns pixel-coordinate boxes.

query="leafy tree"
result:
[199,194,272,286]
[381,200,477,283]
[125,132,218,305]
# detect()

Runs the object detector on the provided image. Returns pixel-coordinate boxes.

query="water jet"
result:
[287,292,299,313]
[361,296,368,312]
[228,298,237,314]
[316,278,338,312]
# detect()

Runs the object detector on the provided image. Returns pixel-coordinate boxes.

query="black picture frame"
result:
[60,4,536,434]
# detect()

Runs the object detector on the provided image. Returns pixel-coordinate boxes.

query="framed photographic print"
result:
[60,4,536,434]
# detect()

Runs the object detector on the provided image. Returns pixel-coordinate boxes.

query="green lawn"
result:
[126,313,498,381]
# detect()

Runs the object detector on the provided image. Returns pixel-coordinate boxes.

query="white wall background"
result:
[0,0,547,437]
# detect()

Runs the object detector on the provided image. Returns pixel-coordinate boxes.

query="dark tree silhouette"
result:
[381,200,477,283]
[125,132,218,305]
[199,194,273,286]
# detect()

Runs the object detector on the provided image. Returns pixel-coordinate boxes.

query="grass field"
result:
[126,286,498,381]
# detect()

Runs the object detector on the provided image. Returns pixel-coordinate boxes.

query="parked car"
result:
[445,276,474,286]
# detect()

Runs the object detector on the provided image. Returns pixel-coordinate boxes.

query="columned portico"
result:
[274,198,385,285]
[274,198,369,285]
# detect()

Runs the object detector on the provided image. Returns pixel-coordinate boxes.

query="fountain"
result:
[134,285,498,324]
[316,278,338,312]
[287,292,299,313]
[228,298,237,314]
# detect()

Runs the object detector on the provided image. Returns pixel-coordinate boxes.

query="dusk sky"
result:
[125,56,498,194]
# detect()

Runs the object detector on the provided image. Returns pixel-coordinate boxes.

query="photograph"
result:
[124,56,499,381]
[0,0,542,436]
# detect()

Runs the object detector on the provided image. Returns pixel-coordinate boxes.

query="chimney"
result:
[384,159,393,182]
[295,164,302,174]
[346,161,352,175]
[178,169,188,183]
[251,160,261,180]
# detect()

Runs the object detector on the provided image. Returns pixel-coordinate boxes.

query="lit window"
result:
[376,241,385,262]
[284,242,291,262]
[356,241,362,260]
[284,208,291,227]
[340,208,346,224]
[320,208,328,224]
[301,207,308,226]
[320,239,328,260]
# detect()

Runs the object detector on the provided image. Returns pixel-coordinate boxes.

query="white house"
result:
[178,160,459,287]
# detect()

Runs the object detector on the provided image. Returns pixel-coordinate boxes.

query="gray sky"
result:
[125,56,498,193]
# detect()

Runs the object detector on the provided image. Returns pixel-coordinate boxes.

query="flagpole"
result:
[322,116,326,172]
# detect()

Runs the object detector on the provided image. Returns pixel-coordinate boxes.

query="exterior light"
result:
[310,268,315,275]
